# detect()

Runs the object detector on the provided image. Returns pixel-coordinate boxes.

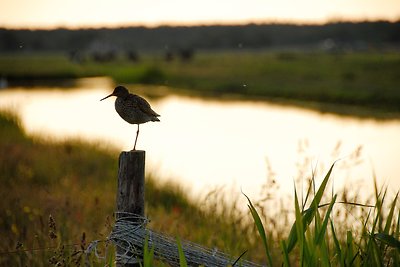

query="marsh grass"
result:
[246,162,400,266]
[1,111,399,266]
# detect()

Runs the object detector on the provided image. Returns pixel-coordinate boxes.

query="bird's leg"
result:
[133,124,140,150]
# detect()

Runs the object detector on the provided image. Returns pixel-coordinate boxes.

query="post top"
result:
[120,150,146,154]
[119,150,146,160]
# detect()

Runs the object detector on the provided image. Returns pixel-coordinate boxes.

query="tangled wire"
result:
[88,212,265,267]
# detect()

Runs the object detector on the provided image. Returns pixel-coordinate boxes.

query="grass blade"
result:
[384,192,398,234]
[396,207,400,239]
[316,194,337,245]
[330,219,342,265]
[286,162,336,253]
[143,235,155,267]
[345,231,354,265]
[231,250,247,266]
[243,192,273,267]
[176,237,188,267]
[280,240,290,267]
[311,162,336,212]
[293,186,306,265]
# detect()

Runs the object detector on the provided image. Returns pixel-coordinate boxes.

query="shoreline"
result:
[1,51,399,119]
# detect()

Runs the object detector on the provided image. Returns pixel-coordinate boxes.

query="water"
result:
[1,77,399,202]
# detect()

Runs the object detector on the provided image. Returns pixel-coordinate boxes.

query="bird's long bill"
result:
[100,93,113,101]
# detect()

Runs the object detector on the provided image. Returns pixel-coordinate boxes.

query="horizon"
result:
[1,0,399,30]
[1,18,399,31]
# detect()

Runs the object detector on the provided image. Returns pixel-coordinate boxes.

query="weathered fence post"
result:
[116,150,145,267]
[108,150,264,267]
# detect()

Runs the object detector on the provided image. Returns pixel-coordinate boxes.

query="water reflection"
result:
[0,78,399,201]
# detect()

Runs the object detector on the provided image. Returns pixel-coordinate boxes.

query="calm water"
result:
[1,77,399,201]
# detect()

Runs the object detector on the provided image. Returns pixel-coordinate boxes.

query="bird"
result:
[100,85,160,150]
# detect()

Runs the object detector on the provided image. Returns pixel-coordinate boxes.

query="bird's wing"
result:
[132,94,160,117]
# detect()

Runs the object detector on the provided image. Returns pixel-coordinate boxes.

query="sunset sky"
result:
[1,0,399,29]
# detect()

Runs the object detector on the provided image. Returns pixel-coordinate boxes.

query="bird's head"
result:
[100,86,129,101]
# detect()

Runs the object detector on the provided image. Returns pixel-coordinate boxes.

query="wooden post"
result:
[116,150,145,267]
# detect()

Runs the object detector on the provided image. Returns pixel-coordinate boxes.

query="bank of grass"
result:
[1,51,400,114]
[0,111,262,266]
[0,111,399,266]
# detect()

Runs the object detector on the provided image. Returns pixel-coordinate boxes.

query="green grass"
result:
[0,111,399,266]
[162,51,400,113]
[246,163,400,266]
[1,51,400,114]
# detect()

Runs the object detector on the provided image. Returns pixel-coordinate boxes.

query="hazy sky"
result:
[1,0,399,29]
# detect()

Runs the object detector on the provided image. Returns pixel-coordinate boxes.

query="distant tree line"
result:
[0,21,399,54]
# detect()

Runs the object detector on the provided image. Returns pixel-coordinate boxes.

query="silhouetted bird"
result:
[100,86,160,150]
